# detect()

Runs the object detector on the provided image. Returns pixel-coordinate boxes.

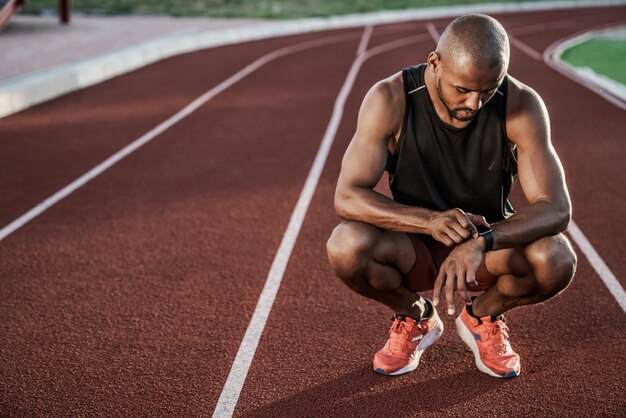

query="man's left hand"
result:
[432,238,484,315]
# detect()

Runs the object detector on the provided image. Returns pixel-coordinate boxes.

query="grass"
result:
[22,0,574,19]
[561,38,626,85]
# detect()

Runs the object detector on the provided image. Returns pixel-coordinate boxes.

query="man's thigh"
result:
[329,221,416,274]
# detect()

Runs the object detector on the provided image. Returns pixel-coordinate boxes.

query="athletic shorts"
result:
[403,234,498,292]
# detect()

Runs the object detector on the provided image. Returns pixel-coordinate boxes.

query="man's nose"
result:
[465,92,482,111]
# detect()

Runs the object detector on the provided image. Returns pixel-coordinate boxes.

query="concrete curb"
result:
[1,0,625,118]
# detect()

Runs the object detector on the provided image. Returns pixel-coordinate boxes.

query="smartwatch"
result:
[479,230,494,252]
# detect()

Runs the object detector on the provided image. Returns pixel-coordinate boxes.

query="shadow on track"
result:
[243,366,505,417]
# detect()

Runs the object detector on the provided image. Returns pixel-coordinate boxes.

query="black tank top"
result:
[386,64,517,223]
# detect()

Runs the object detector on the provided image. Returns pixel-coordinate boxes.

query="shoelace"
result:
[484,317,510,355]
[388,318,423,354]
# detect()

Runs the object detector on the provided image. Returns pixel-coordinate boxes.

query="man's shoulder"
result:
[506,75,546,116]
[360,71,406,127]
[505,75,550,146]
[369,71,405,105]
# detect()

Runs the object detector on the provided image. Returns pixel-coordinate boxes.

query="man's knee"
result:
[525,234,577,298]
[326,221,379,278]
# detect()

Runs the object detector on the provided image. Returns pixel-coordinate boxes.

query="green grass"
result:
[561,38,626,85]
[22,0,573,19]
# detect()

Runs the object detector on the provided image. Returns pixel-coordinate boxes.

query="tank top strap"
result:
[387,66,424,173]
[402,64,426,94]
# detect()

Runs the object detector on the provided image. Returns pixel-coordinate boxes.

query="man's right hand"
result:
[428,208,490,246]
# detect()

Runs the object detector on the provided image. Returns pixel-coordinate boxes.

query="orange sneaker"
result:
[373,302,443,376]
[455,305,521,378]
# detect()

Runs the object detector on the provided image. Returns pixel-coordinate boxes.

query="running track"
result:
[1,5,625,417]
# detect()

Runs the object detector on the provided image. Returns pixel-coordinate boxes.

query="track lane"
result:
[233,9,626,416]
[0,29,355,228]
[1,5,625,416]
[213,26,373,417]
[0,32,362,415]
[233,37,435,418]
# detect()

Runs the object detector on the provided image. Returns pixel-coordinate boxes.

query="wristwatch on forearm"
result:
[479,230,494,252]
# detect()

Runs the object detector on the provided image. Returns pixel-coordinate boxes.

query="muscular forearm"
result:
[489,199,571,250]
[335,185,434,233]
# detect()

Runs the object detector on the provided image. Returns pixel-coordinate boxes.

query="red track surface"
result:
[1,6,625,417]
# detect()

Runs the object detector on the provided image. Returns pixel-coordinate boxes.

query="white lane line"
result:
[357,25,373,56]
[365,33,431,57]
[509,35,543,61]
[212,28,434,418]
[569,222,626,314]
[508,16,592,37]
[211,27,371,418]
[0,31,361,242]
[510,27,626,315]
[427,22,441,43]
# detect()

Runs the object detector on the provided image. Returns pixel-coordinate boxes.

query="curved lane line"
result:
[507,12,617,37]
[365,33,431,57]
[212,29,432,418]
[509,35,543,61]
[0,31,362,242]
[543,21,626,111]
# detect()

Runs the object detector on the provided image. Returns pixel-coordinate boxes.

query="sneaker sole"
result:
[454,315,520,378]
[374,317,444,376]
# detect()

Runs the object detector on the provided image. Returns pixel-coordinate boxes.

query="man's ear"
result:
[427,51,441,72]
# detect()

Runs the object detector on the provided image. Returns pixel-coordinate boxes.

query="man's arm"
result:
[335,76,485,243]
[485,79,571,250]
[335,77,432,232]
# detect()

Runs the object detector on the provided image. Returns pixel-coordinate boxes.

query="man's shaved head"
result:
[424,14,510,124]
[437,14,510,72]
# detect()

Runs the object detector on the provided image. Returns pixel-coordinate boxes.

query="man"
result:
[326,14,577,378]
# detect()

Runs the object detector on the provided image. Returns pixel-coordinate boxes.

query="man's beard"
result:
[436,78,478,122]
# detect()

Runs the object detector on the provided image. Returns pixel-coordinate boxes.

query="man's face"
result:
[434,54,505,122]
